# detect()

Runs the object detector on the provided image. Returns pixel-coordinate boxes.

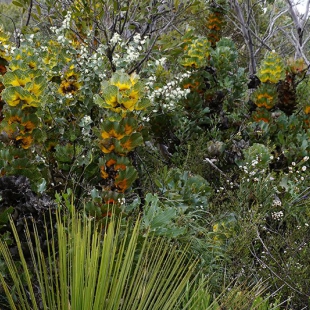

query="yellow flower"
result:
[121,89,140,110]
[101,129,125,140]
[129,72,139,85]
[0,30,10,44]
[20,92,38,109]
[10,74,32,87]
[99,139,115,154]
[58,80,81,95]
[110,72,138,91]
[4,90,23,107]
[65,70,79,81]
[103,87,119,107]
[28,61,37,69]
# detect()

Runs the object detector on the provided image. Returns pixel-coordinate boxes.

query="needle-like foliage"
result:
[0,209,199,310]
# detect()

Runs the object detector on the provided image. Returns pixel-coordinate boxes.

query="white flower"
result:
[302,166,307,171]
[133,33,141,43]
[110,33,121,44]
[271,211,283,220]
[272,198,282,207]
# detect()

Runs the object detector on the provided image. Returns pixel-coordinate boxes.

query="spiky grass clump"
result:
[0,209,199,310]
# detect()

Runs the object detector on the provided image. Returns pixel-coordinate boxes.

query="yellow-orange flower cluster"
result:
[58,67,81,96]
[95,71,149,197]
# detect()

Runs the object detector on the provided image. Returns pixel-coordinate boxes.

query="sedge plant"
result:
[0,208,200,310]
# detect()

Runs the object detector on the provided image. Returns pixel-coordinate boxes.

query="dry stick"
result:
[279,27,310,66]
[252,230,310,298]
[204,158,240,188]
[119,0,131,35]
[230,0,256,74]
[0,13,20,47]
[250,247,308,299]
[128,2,188,74]
[285,0,310,63]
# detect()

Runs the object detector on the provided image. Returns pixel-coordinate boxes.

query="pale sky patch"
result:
[295,0,309,13]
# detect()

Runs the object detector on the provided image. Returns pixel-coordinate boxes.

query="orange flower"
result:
[106,158,117,167]
[8,115,22,124]
[304,106,310,114]
[100,166,109,179]
[16,135,33,149]
[114,163,127,171]
[115,178,128,192]
[21,120,36,133]
[121,139,132,151]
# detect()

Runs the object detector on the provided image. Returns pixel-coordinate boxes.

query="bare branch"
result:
[0,13,20,47]
[286,0,302,30]
[229,0,256,74]
[25,0,33,27]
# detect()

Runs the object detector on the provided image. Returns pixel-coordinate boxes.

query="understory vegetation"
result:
[0,0,310,309]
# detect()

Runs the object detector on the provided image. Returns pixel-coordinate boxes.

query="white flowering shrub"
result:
[146,71,191,112]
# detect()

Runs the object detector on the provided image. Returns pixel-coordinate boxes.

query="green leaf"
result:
[37,178,46,194]
[151,208,177,228]
[279,175,289,191]
[0,207,14,225]
[12,0,24,8]
[35,4,41,16]
[135,97,150,110]
[3,70,32,87]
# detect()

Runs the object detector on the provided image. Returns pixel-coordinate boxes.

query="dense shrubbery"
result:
[0,0,310,308]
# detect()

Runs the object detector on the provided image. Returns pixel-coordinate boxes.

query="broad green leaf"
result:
[3,70,32,87]
[110,71,133,91]
[151,208,177,228]
[2,86,24,106]
[135,97,150,110]
[101,85,119,107]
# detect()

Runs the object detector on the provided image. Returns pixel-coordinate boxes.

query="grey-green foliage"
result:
[0,3,23,33]
[180,276,281,310]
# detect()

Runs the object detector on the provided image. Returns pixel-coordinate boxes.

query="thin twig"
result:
[25,0,33,27]
[204,158,240,188]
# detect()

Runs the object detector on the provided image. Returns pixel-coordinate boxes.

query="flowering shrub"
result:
[0,15,151,207]
[1,0,310,308]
